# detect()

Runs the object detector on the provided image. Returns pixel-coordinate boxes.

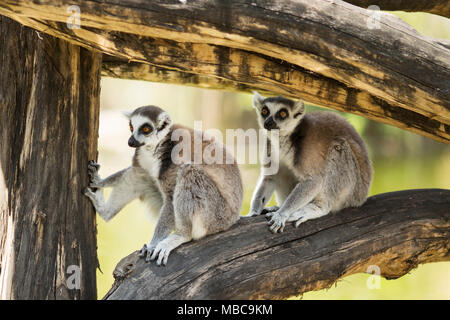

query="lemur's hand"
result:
[262,206,280,217]
[267,210,288,233]
[87,160,101,188]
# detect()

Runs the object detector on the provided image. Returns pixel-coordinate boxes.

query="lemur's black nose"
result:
[128,136,143,148]
[264,117,278,130]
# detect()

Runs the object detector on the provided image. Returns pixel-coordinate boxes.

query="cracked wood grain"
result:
[0,16,100,299]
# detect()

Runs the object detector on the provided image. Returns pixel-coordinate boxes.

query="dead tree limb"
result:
[0,16,100,299]
[101,54,449,144]
[104,189,450,300]
[0,0,449,143]
[0,16,447,144]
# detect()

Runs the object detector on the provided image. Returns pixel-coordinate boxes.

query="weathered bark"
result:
[0,16,101,299]
[345,0,450,19]
[0,0,449,143]
[104,189,450,300]
[101,55,254,93]
[0,16,447,144]
[102,54,450,144]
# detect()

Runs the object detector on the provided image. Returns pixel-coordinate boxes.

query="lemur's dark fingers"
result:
[269,224,279,233]
[268,214,285,233]
[156,251,165,266]
[145,252,152,263]
[138,244,147,257]
[149,246,161,262]
[162,252,169,266]
[88,160,100,171]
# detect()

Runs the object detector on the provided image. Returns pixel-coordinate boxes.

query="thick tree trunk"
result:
[104,189,450,300]
[0,16,101,299]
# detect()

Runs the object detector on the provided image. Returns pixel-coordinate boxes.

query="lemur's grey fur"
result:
[84,106,243,266]
[249,92,373,233]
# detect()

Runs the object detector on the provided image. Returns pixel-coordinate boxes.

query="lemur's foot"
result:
[149,242,170,266]
[262,206,280,218]
[88,160,101,187]
[267,211,288,233]
[139,243,157,263]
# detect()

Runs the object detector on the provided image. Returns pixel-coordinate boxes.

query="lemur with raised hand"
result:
[249,92,373,233]
[84,105,243,266]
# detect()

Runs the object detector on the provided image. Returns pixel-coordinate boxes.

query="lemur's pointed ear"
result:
[293,100,305,118]
[156,112,173,131]
[122,110,132,119]
[252,91,265,110]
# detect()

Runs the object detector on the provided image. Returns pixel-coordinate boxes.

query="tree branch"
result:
[102,55,450,144]
[0,0,449,143]
[104,189,450,300]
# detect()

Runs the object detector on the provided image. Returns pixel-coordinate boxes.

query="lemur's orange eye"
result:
[142,126,150,133]
[280,111,287,118]
[261,108,268,116]
[130,124,133,132]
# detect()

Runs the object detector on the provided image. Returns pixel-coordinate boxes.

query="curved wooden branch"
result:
[104,189,450,300]
[0,12,446,143]
[101,55,449,144]
[0,0,449,137]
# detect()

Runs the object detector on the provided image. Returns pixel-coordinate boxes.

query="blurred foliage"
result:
[95,12,449,299]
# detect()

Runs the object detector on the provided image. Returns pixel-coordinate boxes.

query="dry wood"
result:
[0,13,446,143]
[0,0,449,142]
[0,16,100,299]
[102,54,450,144]
[104,189,450,300]
[345,0,450,19]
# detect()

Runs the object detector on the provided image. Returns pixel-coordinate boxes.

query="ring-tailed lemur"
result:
[83,105,243,266]
[248,92,373,233]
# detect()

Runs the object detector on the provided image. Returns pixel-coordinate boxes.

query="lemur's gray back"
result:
[291,112,372,208]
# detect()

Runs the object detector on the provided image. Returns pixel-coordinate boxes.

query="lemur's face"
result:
[126,106,173,149]
[252,92,305,133]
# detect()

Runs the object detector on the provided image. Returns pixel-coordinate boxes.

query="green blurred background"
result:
[95,12,450,299]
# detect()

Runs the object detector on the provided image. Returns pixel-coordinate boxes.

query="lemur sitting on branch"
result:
[248,92,373,233]
[84,106,243,266]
